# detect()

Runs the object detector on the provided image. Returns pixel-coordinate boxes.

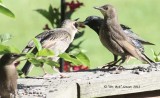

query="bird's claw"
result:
[109,66,124,74]
[132,66,147,74]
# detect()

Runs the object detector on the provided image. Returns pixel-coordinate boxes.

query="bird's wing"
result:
[111,25,154,63]
[123,28,154,45]
[22,29,71,53]
[41,29,71,50]
[22,30,54,53]
[111,25,142,56]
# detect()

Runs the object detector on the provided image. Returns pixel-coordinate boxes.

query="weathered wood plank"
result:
[78,70,160,98]
[17,63,160,98]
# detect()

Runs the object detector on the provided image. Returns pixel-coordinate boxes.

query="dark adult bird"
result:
[21,19,79,76]
[0,53,24,98]
[93,4,155,69]
[83,16,154,66]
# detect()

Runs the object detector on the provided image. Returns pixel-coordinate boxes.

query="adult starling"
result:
[0,53,24,98]
[83,16,154,66]
[21,19,79,76]
[94,4,155,69]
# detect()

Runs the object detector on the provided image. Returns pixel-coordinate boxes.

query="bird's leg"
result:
[102,55,119,68]
[114,57,126,70]
[109,56,126,74]
[102,58,122,69]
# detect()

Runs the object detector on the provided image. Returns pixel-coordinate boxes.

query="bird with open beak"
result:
[0,53,25,98]
[93,4,156,71]
[82,16,154,68]
[21,19,79,76]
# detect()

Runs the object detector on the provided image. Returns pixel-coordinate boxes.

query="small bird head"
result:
[62,19,79,32]
[94,4,117,19]
[0,53,25,66]
[82,16,103,34]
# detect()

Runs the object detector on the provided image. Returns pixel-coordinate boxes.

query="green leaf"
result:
[75,52,90,66]
[37,48,54,57]
[36,9,49,20]
[44,59,59,67]
[0,3,15,18]
[33,38,42,51]
[0,44,10,54]
[0,0,2,3]
[0,33,12,43]
[59,53,81,65]
[0,44,20,55]
[9,46,20,53]
[26,53,35,58]
[29,58,43,67]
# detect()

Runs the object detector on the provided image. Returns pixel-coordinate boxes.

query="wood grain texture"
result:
[17,63,160,98]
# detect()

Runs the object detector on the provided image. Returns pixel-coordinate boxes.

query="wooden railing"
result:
[17,63,160,98]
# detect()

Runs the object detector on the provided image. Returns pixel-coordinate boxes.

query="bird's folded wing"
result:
[22,30,54,53]
[111,25,143,60]
[22,29,71,53]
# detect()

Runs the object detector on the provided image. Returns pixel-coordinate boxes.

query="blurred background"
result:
[0,0,160,74]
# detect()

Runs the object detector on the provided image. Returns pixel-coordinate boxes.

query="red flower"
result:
[64,61,71,72]
[65,0,84,11]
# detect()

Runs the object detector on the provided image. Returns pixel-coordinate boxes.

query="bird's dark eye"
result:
[103,6,108,10]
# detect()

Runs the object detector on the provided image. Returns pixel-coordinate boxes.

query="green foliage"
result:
[33,38,42,51]
[153,51,160,62]
[0,3,15,18]
[0,33,12,43]
[44,59,59,67]
[0,44,10,54]
[36,48,54,57]
[0,44,20,54]
[59,51,90,66]
[59,53,81,65]
[75,52,90,66]
[36,5,61,28]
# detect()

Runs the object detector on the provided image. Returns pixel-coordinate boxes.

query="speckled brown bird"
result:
[94,4,155,69]
[0,53,24,98]
[83,16,154,66]
[21,19,79,76]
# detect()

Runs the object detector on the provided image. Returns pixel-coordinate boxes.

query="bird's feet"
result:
[101,63,115,69]
[101,64,125,74]
[132,66,148,74]
[108,66,125,74]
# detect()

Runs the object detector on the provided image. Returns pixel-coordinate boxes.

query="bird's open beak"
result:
[93,6,103,10]
[78,21,86,28]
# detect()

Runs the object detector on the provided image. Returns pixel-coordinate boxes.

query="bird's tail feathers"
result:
[140,40,155,45]
[141,53,156,66]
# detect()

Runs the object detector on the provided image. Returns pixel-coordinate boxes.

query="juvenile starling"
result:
[0,53,24,98]
[83,16,154,66]
[94,4,155,69]
[21,19,79,76]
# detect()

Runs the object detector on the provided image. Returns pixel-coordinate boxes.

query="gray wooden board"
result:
[17,63,160,98]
